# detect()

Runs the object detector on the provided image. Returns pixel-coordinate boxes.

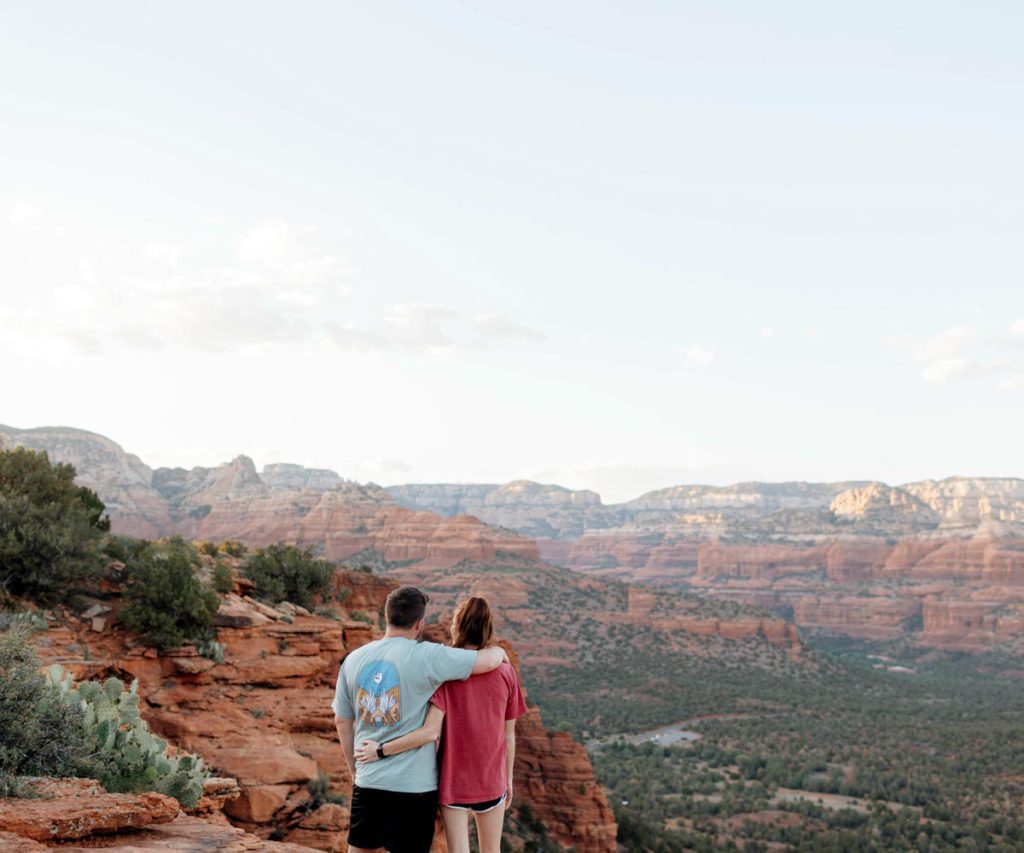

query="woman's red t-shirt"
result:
[429,660,527,805]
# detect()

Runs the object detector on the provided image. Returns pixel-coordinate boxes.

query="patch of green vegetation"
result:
[211,560,234,594]
[0,628,87,795]
[587,644,1024,851]
[241,543,334,608]
[49,668,208,807]
[0,447,109,605]
[120,538,220,651]
[1,629,207,806]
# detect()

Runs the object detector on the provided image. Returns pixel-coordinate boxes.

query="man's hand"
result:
[354,739,381,765]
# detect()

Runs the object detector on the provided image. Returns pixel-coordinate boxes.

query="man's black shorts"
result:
[348,785,438,853]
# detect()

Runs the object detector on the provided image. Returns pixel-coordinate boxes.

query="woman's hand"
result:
[505,780,514,807]
[354,739,380,764]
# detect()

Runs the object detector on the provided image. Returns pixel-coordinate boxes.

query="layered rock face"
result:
[388,481,617,539]
[29,569,615,852]
[0,425,171,538]
[619,538,1024,650]
[390,478,1024,652]
[0,427,537,568]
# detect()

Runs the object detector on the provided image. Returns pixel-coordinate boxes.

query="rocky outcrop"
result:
[29,569,613,851]
[792,595,921,641]
[829,483,940,532]
[262,463,343,491]
[0,779,179,842]
[0,776,316,851]
[903,478,1024,530]
[515,710,617,851]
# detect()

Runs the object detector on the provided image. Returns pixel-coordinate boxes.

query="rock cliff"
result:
[26,567,616,851]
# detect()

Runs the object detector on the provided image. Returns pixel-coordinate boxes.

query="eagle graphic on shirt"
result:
[356,660,401,728]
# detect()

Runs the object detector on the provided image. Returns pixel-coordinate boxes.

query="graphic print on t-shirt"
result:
[356,660,401,728]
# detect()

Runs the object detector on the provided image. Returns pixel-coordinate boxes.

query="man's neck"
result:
[384,626,419,640]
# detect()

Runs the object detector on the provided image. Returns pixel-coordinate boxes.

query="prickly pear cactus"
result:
[48,666,208,807]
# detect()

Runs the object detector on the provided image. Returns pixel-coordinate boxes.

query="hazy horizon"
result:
[4,3,1023,503]
[4,422,1022,507]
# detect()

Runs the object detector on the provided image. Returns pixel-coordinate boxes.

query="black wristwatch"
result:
[376,743,386,760]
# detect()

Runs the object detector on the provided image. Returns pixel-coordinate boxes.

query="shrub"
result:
[102,535,150,564]
[196,638,225,663]
[0,629,88,794]
[221,540,247,557]
[120,539,220,650]
[47,668,208,807]
[0,610,48,634]
[0,448,109,604]
[197,541,219,557]
[241,543,334,609]
[212,561,234,594]
[306,769,347,809]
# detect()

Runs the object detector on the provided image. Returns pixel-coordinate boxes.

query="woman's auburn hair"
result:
[451,596,494,649]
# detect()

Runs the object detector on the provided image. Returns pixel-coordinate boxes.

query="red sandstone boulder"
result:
[0,785,179,842]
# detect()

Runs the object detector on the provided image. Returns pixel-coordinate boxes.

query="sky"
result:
[2,1,1023,503]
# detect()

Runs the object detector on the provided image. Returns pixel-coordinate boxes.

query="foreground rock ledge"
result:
[0,783,179,842]
[0,778,319,851]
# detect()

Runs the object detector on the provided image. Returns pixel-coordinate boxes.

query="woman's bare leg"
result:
[472,803,506,853]
[441,806,471,853]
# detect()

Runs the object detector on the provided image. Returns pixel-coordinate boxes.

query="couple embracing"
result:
[333,586,527,853]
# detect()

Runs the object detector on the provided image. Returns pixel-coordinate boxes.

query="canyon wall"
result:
[393,479,1024,652]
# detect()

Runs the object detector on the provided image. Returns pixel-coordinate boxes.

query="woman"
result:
[353,596,527,853]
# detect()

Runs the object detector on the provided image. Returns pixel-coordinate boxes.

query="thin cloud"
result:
[894,324,1024,389]
[0,214,545,358]
[8,202,42,225]
[683,344,714,365]
[473,313,546,343]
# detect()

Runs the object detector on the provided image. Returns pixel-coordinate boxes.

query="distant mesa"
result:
[829,482,941,531]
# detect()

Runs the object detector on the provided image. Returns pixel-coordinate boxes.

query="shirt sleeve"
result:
[505,665,528,720]
[429,683,449,713]
[422,642,477,689]
[332,660,354,718]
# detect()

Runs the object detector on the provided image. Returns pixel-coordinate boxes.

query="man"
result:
[334,586,508,853]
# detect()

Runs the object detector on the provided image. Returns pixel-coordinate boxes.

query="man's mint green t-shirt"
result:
[333,637,476,793]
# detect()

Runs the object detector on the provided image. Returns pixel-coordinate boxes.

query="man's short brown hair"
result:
[386,586,429,628]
